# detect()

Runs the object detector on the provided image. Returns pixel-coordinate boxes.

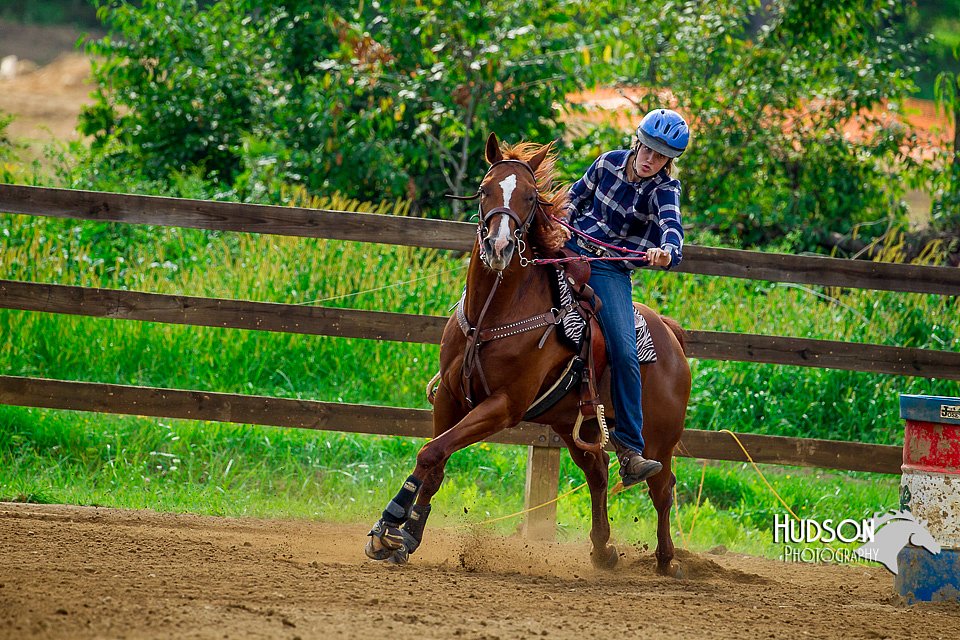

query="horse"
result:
[365,132,692,575]
[855,510,941,574]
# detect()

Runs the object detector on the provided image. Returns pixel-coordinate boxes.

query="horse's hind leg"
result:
[556,429,618,570]
[645,451,680,577]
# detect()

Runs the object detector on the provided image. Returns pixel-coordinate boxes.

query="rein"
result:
[447,158,649,269]
[531,219,648,266]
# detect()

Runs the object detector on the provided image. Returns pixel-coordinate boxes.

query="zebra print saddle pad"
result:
[551,269,657,365]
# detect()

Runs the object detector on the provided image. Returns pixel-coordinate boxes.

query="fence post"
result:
[522,445,561,540]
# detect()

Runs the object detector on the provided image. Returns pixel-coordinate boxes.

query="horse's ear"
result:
[526,140,555,173]
[485,132,503,165]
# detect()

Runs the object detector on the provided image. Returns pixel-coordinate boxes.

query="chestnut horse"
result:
[366,133,691,575]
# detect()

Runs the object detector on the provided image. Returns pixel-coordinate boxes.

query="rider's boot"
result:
[612,437,662,486]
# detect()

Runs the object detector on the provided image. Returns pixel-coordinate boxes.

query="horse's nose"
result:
[482,233,514,270]
[484,233,514,261]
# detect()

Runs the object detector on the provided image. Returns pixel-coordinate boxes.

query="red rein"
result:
[531,218,647,266]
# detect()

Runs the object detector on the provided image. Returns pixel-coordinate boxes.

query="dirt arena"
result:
[2,503,959,639]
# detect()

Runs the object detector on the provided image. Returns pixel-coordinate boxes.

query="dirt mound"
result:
[2,502,959,639]
[4,53,92,91]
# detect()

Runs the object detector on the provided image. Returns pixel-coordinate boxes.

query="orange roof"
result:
[566,87,953,164]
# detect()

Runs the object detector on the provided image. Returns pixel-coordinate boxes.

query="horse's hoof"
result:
[364,536,394,561]
[591,545,619,570]
[387,546,410,565]
[366,519,405,558]
[657,560,683,579]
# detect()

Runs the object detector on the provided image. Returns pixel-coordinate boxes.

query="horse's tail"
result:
[660,315,687,355]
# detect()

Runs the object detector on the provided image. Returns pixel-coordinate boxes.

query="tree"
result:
[79,0,938,255]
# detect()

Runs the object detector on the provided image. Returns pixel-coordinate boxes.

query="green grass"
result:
[0,405,897,558]
[0,192,956,559]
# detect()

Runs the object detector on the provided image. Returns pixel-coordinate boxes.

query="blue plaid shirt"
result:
[566,149,684,269]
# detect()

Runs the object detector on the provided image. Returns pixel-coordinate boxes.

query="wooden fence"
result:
[1,184,958,536]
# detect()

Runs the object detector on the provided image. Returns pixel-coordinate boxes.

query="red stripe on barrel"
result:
[903,420,960,475]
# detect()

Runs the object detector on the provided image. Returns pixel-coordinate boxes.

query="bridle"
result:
[447,159,552,270]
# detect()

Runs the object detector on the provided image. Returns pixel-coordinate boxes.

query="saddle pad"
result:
[634,308,657,365]
[554,270,657,365]
[553,268,587,351]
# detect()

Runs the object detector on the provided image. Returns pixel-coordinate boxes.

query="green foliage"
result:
[0,405,900,557]
[81,1,292,183]
[911,0,960,99]
[2,211,957,443]
[0,112,15,162]
[0,112,43,185]
[74,0,938,249]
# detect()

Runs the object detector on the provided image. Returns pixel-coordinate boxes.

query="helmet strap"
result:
[628,145,641,182]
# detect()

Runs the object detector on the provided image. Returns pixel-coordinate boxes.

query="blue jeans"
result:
[565,241,646,453]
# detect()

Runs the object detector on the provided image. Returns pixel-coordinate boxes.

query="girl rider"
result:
[564,108,689,486]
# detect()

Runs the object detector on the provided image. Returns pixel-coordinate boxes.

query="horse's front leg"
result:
[366,391,518,564]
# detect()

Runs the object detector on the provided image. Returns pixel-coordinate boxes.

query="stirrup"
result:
[572,404,609,454]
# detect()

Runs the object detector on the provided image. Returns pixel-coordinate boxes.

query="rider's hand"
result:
[645,247,672,268]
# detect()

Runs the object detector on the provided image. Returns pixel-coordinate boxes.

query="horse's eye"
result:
[479,189,487,198]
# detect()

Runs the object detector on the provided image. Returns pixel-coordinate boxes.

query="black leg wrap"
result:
[381,475,422,526]
[399,504,432,555]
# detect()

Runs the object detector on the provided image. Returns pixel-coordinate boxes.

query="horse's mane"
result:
[501,141,570,254]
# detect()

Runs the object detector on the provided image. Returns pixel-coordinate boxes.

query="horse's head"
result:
[475,132,554,272]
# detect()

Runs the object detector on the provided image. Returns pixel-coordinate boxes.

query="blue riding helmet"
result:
[636,109,689,158]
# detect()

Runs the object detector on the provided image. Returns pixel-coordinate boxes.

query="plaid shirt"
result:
[566,149,684,269]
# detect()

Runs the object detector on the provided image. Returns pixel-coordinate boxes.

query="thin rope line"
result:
[720,429,801,521]
[446,432,801,535]
[457,461,617,529]
[454,479,588,529]
[295,265,466,306]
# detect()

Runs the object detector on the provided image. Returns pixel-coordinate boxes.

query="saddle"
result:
[525,249,659,420]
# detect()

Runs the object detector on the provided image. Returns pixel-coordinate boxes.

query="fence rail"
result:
[3,279,959,380]
[0,375,903,474]
[3,184,960,295]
